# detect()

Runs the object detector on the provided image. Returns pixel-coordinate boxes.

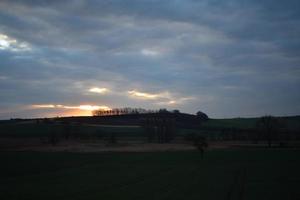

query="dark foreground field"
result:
[1,150,300,200]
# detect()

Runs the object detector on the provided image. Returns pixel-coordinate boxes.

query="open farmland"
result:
[1,149,300,200]
[201,116,300,130]
[0,121,144,138]
[1,115,300,151]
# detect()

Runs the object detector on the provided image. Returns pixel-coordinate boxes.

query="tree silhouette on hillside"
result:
[256,116,281,147]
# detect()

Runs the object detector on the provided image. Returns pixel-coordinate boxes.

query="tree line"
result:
[92,107,158,116]
[92,107,200,117]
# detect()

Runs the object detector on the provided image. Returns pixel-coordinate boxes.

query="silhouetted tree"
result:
[158,108,169,114]
[141,115,176,143]
[196,111,209,120]
[93,107,158,116]
[142,118,155,142]
[193,135,208,158]
[173,109,180,114]
[256,116,280,147]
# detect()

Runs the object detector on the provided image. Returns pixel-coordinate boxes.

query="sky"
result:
[0,0,300,119]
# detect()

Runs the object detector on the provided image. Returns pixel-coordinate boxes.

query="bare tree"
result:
[256,116,280,147]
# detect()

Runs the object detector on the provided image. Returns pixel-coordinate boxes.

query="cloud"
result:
[31,104,111,111]
[141,49,160,56]
[127,89,195,107]
[88,87,109,94]
[0,0,299,118]
[0,33,31,51]
[156,100,176,106]
[156,97,195,106]
[32,104,55,108]
[128,90,163,99]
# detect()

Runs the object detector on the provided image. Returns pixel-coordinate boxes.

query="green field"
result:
[1,115,299,139]
[201,116,300,130]
[0,122,144,138]
[1,150,300,200]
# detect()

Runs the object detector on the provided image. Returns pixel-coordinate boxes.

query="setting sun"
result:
[31,104,110,112]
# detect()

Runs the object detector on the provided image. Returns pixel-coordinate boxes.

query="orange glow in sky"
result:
[31,104,111,111]
[30,104,111,117]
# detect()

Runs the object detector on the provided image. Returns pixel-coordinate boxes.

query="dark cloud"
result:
[0,0,299,119]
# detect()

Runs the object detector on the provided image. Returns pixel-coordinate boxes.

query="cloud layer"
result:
[0,0,300,119]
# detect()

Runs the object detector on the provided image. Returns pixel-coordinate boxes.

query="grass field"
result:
[1,116,299,139]
[201,116,300,130]
[0,123,144,138]
[1,149,300,200]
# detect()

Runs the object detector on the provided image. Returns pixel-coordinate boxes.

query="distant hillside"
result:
[2,114,300,131]
[202,116,300,131]
[57,112,205,129]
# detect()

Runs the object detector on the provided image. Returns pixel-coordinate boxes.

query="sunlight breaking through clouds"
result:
[31,104,55,108]
[0,0,299,119]
[88,87,109,94]
[128,90,162,99]
[155,100,177,105]
[156,97,195,106]
[128,90,194,106]
[0,33,31,51]
[31,104,111,111]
